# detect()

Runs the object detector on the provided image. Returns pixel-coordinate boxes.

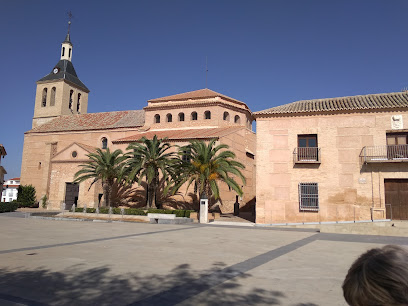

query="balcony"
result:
[361,145,408,163]
[293,147,321,164]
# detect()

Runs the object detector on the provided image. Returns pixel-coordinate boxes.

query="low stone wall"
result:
[320,221,408,237]
[57,212,150,222]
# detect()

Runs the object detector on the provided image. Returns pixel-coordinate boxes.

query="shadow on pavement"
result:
[0,263,291,306]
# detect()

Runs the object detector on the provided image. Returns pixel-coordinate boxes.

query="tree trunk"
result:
[151,177,157,209]
[147,184,153,208]
[103,180,113,208]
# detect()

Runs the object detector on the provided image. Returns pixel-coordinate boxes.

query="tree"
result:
[74,148,127,208]
[172,139,246,203]
[17,185,36,207]
[124,136,177,208]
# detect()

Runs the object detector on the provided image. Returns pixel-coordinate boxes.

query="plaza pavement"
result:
[0,213,407,306]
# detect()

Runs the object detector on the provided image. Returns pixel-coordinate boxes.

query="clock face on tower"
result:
[53,68,59,74]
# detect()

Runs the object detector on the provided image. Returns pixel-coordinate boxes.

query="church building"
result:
[20,27,256,213]
[21,23,408,223]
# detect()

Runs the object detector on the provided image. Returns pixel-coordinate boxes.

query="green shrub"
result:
[71,206,194,218]
[125,208,147,216]
[99,207,109,214]
[171,209,195,217]
[172,210,186,217]
[112,208,122,214]
[185,210,195,218]
[147,209,173,214]
[0,202,19,213]
[17,185,36,207]
[41,195,47,209]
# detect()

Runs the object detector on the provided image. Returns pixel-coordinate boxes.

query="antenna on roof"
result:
[205,56,208,89]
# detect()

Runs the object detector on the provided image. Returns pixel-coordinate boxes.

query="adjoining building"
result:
[0,145,6,193]
[254,92,408,223]
[20,27,256,212]
[1,178,20,202]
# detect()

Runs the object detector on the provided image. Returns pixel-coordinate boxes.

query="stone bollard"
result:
[83,204,87,214]
[60,202,66,211]
[120,207,125,219]
[96,207,99,215]
[71,204,76,213]
[108,207,112,218]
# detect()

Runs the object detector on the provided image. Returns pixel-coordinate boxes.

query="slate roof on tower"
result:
[254,92,408,116]
[27,110,145,133]
[37,60,89,92]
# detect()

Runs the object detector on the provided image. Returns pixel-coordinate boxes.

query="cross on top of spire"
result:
[63,11,73,44]
[67,11,73,34]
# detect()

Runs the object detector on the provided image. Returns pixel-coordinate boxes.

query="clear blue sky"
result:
[2,0,408,179]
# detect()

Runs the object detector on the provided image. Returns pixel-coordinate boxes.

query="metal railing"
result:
[360,144,408,163]
[293,147,321,163]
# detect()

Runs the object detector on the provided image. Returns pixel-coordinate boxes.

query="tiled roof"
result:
[113,126,244,144]
[9,178,20,181]
[148,88,245,104]
[37,60,89,92]
[27,110,145,133]
[255,92,408,116]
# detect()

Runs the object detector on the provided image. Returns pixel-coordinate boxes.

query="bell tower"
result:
[32,17,90,128]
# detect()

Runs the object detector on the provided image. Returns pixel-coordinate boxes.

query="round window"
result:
[72,151,78,158]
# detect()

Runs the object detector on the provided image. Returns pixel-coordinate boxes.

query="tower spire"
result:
[63,11,73,43]
[61,12,73,61]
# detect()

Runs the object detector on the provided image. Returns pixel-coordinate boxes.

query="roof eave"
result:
[254,106,408,118]
[36,78,90,93]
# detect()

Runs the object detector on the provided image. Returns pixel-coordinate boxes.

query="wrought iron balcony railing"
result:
[360,144,408,163]
[293,147,321,163]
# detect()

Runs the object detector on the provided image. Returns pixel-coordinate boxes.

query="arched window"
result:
[234,115,241,124]
[50,87,56,106]
[62,47,65,57]
[69,48,72,58]
[154,114,160,123]
[166,113,172,123]
[191,112,197,121]
[101,137,108,149]
[178,112,185,122]
[69,90,74,109]
[77,93,81,112]
[205,111,211,120]
[42,88,48,107]
[223,111,230,121]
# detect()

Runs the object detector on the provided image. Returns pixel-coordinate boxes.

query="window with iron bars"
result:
[299,182,319,211]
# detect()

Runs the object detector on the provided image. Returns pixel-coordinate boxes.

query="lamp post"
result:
[199,191,208,223]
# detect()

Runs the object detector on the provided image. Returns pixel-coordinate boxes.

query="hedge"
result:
[125,208,147,216]
[17,185,36,207]
[0,202,19,213]
[71,207,194,217]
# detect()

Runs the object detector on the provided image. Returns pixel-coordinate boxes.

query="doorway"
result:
[385,179,408,220]
[65,182,79,210]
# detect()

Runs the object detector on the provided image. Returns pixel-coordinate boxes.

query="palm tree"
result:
[74,148,127,208]
[124,135,178,208]
[172,139,246,202]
